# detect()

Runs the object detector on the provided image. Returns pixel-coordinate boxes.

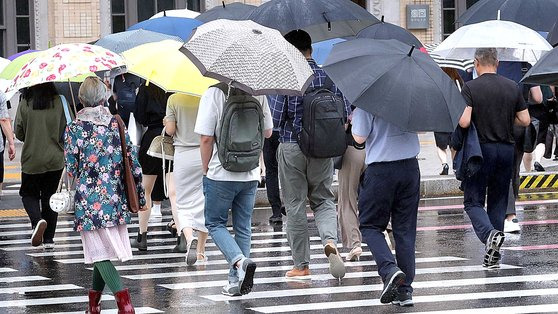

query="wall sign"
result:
[407,4,429,30]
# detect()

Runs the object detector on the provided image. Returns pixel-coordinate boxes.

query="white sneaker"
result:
[43,242,55,250]
[149,204,163,221]
[504,218,521,233]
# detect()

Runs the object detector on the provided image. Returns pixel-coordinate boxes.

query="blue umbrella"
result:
[312,38,346,66]
[127,17,202,41]
[95,29,182,54]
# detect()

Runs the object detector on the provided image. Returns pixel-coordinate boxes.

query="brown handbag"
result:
[115,115,140,214]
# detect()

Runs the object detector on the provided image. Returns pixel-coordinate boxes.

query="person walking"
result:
[64,76,146,313]
[164,93,209,265]
[458,48,530,268]
[263,119,284,224]
[1,95,16,198]
[15,83,66,249]
[195,83,273,296]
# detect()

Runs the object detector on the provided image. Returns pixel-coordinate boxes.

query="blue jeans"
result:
[203,177,258,283]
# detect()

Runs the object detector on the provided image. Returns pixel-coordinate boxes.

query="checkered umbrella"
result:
[181,19,314,96]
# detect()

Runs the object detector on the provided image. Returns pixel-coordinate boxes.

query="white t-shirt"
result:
[194,87,273,182]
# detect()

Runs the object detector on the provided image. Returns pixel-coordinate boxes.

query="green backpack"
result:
[213,83,264,172]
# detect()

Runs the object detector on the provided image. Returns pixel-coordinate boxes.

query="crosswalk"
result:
[0,212,557,313]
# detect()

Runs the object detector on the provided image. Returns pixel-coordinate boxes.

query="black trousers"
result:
[263,131,282,216]
[20,169,64,242]
[506,140,524,215]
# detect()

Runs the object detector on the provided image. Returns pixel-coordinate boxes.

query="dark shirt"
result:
[134,84,168,129]
[461,73,527,144]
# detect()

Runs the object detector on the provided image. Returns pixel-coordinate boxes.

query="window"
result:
[351,0,366,9]
[137,0,176,22]
[187,0,201,12]
[442,0,456,39]
[111,0,126,33]
[466,0,480,9]
[15,0,31,52]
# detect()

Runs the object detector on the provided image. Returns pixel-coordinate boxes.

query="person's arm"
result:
[351,108,373,145]
[194,88,219,176]
[529,86,543,104]
[164,99,177,136]
[200,136,214,176]
[164,120,176,136]
[458,106,472,128]
[515,109,530,127]
[261,96,273,139]
[0,119,15,160]
[269,95,286,129]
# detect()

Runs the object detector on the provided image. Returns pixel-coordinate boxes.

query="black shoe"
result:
[440,163,449,175]
[269,215,283,224]
[281,206,286,216]
[534,162,545,172]
[172,233,188,253]
[392,291,413,307]
[483,229,505,268]
[131,232,148,251]
[380,269,406,304]
[166,220,177,237]
[553,156,558,161]
[258,176,266,188]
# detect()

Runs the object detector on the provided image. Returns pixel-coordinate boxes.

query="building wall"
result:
[47,0,102,46]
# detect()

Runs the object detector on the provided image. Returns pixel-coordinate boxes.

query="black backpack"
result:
[213,83,264,172]
[298,78,348,158]
[116,79,137,126]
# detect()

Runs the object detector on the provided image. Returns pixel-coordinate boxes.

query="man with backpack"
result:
[270,30,351,280]
[195,82,273,296]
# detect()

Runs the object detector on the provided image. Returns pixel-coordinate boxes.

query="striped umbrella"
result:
[423,43,474,71]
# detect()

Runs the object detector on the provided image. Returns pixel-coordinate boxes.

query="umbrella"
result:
[312,38,347,66]
[423,43,474,71]
[181,19,314,96]
[123,40,217,97]
[356,16,423,48]
[6,43,125,92]
[127,16,202,41]
[433,20,552,64]
[95,29,182,54]
[549,21,558,47]
[521,46,558,86]
[150,9,200,19]
[457,0,558,32]
[196,2,256,23]
[0,58,9,73]
[7,49,38,61]
[0,51,40,80]
[247,0,379,43]
[322,39,466,132]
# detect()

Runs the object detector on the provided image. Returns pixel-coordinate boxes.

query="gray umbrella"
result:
[549,21,558,47]
[521,46,558,85]
[356,16,423,48]
[322,39,466,132]
[95,29,182,54]
[196,2,256,23]
[247,0,379,43]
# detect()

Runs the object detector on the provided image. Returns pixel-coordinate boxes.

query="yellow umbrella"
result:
[122,40,217,97]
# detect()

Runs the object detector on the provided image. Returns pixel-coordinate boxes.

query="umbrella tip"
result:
[163,10,166,16]
[408,45,415,57]
[381,15,384,22]
[497,10,500,20]
[222,1,225,8]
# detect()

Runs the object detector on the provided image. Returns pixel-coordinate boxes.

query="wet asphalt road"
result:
[1,191,558,313]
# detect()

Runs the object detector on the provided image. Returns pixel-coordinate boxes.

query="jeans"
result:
[263,131,282,216]
[359,158,420,293]
[463,143,514,243]
[203,177,257,283]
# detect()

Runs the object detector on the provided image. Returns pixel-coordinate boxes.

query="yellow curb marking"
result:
[0,209,27,217]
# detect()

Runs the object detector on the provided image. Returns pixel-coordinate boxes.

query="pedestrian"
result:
[164,93,209,265]
[263,111,284,224]
[132,83,169,250]
[269,30,349,280]
[1,95,16,198]
[351,108,421,306]
[64,76,146,313]
[458,48,530,268]
[521,84,544,172]
[195,82,273,296]
[14,83,66,249]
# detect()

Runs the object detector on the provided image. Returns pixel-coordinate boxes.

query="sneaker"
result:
[269,215,282,224]
[380,268,406,304]
[503,218,521,233]
[392,291,413,307]
[43,242,55,250]
[221,283,241,297]
[285,267,311,280]
[31,220,47,247]
[186,238,198,266]
[324,242,346,279]
[150,205,163,220]
[483,229,505,268]
[237,258,257,295]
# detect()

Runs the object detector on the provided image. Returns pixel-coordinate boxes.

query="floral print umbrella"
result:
[7,43,125,92]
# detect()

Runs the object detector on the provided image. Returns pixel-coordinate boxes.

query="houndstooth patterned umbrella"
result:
[181,19,314,96]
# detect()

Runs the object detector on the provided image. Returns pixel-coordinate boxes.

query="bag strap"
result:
[114,114,129,167]
[322,76,334,92]
[56,168,66,193]
[60,95,72,125]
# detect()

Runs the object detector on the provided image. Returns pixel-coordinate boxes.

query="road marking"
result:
[0,276,50,283]
[0,284,82,294]
[0,295,113,308]
[51,307,163,314]
[503,244,558,251]
[417,219,558,231]
[411,304,558,314]
[0,268,17,273]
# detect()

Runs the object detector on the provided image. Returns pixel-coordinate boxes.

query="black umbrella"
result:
[247,0,379,43]
[549,20,558,47]
[356,16,423,48]
[196,2,256,23]
[322,39,466,132]
[457,0,558,32]
[521,46,558,85]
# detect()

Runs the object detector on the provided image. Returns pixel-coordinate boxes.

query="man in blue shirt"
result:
[270,30,350,280]
[352,109,420,307]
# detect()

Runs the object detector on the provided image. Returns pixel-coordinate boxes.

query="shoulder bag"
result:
[115,115,141,214]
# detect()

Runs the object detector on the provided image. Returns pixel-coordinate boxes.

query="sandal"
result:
[197,253,207,263]
[166,220,177,237]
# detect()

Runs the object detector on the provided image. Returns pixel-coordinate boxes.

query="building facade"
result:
[0,0,479,58]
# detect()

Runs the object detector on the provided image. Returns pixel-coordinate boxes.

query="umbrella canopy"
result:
[196,2,256,23]
[356,16,423,48]
[7,49,38,61]
[457,0,558,32]
[549,21,558,47]
[0,51,40,80]
[123,40,217,97]
[95,29,182,54]
[181,19,314,96]
[312,38,347,66]
[127,16,202,41]
[247,0,379,43]
[521,46,558,86]
[150,9,200,19]
[0,58,9,73]
[423,43,474,71]
[7,43,125,92]
[433,20,552,64]
[323,39,466,132]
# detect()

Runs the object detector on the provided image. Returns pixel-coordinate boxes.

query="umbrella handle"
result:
[67,79,78,117]
[323,13,331,31]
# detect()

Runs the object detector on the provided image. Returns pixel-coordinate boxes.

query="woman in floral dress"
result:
[64,77,146,314]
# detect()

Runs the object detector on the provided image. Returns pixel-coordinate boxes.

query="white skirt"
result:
[174,146,207,233]
[80,225,133,264]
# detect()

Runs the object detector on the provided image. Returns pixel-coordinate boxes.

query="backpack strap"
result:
[322,76,335,92]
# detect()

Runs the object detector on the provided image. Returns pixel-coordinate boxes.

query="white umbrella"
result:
[181,19,314,96]
[423,43,474,71]
[150,9,199,19]
[433,20,552,64]
[0,57,9,73]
